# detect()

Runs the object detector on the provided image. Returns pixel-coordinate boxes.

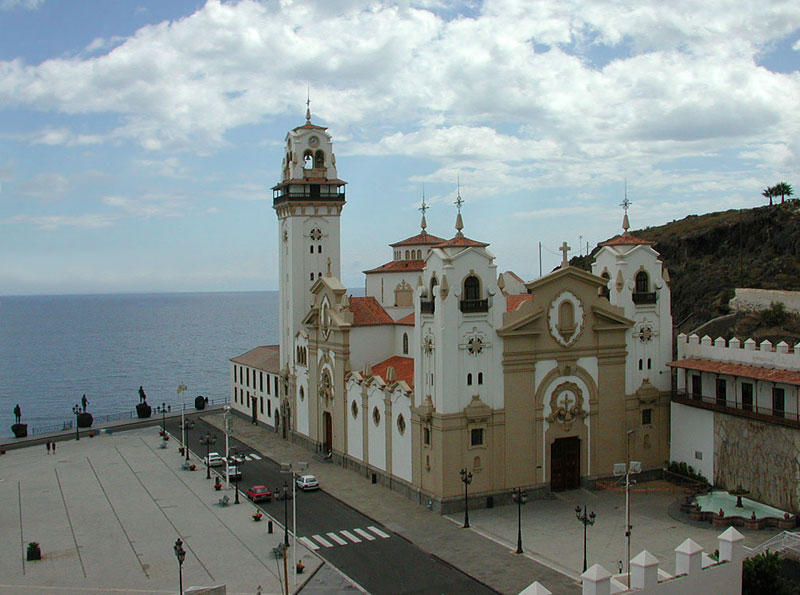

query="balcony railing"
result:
[632,291,657,304]
[673,391,799,427]
[273,189,345,206]
[460,298,489,313]
[420,299,435,314]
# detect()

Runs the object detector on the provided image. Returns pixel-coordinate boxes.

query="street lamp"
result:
[183,420,194,462]
[459,468,473,528]
[173,537,186,595]
[200,432,217,479]
[283,481,289,546]
[231,449,243,504]
[513,487,527,554]
[575,504,596,572]
[72,404,81,441]
[160,402,167,435]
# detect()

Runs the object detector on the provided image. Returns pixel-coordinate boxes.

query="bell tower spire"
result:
[305,87,312,123]
[419,188,429,234]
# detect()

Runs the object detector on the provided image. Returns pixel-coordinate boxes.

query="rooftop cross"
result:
[559,241,571,268]
[621,181,631,233]
[454,178,464,237]
[419,191,429,232]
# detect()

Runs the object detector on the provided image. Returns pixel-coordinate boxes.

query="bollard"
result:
[268,519,273,534]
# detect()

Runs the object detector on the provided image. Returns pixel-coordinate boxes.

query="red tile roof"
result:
[598,233,652,247]
[435,235,489,248]
[395,312,415,326]
[363,260,425,274]
[349,297,394,326]
[390,232,447,247]
[506,294,532,312]
[230,345,281,373]
[292,123,328,131]
[371,356,414,388]
[669,358,800,386]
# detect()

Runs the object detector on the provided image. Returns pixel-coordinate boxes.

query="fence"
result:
[25,397,229,437]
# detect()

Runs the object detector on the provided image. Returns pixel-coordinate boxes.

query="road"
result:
[167,416,496,594]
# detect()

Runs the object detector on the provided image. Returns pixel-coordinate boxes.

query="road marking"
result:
[244,456,253,461]
[326,532,348,546]
[340,530,361,543]
[367,525,390,538]
[354,528,375,541]
[312,534,334,548]
[249,453,261,460]
[298,537,319,550]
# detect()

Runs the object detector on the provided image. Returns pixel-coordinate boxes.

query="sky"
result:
[1,0,799,296]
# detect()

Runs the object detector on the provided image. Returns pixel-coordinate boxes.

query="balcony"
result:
[460,299,489,313]
[673,391,799,428]
[273,187,346,207]
[632,291,657,305]
[420,299,435,314]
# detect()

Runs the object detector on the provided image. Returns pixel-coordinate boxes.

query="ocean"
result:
[0,291,279,437]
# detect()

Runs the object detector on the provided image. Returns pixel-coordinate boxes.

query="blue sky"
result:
[1,0,799,295]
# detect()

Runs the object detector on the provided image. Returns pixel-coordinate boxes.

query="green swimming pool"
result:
[695,490,787,520]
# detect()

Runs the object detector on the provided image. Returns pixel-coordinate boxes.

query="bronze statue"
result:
[13,404,21,424]
[139,386,147,403]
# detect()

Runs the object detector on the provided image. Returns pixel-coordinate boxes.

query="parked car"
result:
[226,465,242,481]
[246,485,272,502]
[204,452,225,467]
[296,474,320,491]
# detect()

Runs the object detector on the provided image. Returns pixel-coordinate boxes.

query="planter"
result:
[136,403,152,419]
[296,562,305,574]
[11,423,27,438]
[76,412,93,428]
[195,396,206,410]
[253,513,263,522]
[26,542,41,561]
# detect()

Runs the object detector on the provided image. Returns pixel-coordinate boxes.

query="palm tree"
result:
[762,186,774,206]
[774,182,793,203]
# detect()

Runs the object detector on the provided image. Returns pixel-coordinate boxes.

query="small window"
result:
[647,358,652,370]
[741,382,753,411]
[246,368,250,387]
[396,414,406,435]
[403,333,409,355]
[247,393,251,407]
[638,359,643,370]
[318,245,322,253]
[478,372,483,385]
[641,408,652,425]
[260,372,263,391]
[351,400,358,419]
[423,427,431,446]
[373,407,381,426]
[267,399,272,416]
[467,373,473,386]
[635,271,649,293]
[310,273,314,281]
[716,378,727,406]
[318,271,322,279]
[473,455,481,469]
[299,386,305,402]
[695,450,703,461]
[260,397,264,414]
[405,250,410,259]
[691,374,702,399]
[309,245,314,254]
[471,428,484,446]
[773,387,785,417]
[266,375,271,395]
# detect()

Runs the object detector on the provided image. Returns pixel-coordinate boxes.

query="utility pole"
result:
[538,241,542,277]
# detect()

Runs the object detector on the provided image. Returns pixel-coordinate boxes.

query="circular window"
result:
[372,407,381,426]
[351,400,358,419]
[396,414,406,435]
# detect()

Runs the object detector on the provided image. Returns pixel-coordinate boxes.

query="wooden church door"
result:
[550,437,580,491]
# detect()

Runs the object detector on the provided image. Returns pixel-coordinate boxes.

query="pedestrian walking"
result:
[46,441,51,454]
[52,441,56,453]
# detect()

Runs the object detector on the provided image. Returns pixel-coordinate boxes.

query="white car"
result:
[204,452,225,467]
[296,474,319,491]
[226,465,242,481]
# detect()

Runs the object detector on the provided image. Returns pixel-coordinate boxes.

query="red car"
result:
[246,485,272,503]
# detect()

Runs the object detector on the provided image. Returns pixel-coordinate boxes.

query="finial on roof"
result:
[559,241,571,268]
[305,86,311,123]
[419,188,429,233]
[621,180,631,234]
[454,177,464,238]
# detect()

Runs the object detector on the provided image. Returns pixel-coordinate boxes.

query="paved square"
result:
[0,427,319,594]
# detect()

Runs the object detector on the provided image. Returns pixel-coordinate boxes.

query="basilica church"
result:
[230,111,673,511]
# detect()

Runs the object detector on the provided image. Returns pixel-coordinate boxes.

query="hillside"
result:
[572,202,800,335]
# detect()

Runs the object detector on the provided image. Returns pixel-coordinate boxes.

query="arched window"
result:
[467,373,473,385]
[558,301,575,333]
[303,150,313,168]
[299,386,305,401]
[405,250,410,260]
[317,245,322,253]
[635,271,649,293]
[430,275,438,296]
[314,149,324,169]
[402,333,409,355]
[478,372,483,385]
[464,275,480,301]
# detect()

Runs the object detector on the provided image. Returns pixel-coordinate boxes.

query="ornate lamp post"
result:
[72,404,81,440]
[513,487,527,554]
[183,420,194,462]
[283,481,289,546]
[200,432,216,479]
[459,468,473,528]
[173,537,186,594]
[160,402,167,435]
[231,449,244,504]
[575,504,596,572]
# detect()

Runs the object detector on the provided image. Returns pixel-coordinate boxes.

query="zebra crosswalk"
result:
[298,525,390,550]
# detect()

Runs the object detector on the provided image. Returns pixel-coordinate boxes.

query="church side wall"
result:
[367,384,387,471]
[391,390,412,482]
[366,271,419,311]
[349,326,395,372]
[345,380,363,461]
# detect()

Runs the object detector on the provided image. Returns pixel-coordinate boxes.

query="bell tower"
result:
[274,103,346,370]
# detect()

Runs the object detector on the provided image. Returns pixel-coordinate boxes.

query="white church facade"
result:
[230,113,673,511]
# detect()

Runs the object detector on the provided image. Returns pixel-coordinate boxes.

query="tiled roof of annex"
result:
[363,260,425,274]
[349,296,395,326]
[371,355,414,389]
[390,231,447,247]
[598,232,652,247]
[668,358,800,386]
[435,234,489,249]
[506,294,533,312]
[230,345,281,374]
[395,312,414,326]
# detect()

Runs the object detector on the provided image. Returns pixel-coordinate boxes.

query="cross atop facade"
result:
[454,192,464,213]
[559,241,571,268]
[419,193,429,232]
[305,87,311,123]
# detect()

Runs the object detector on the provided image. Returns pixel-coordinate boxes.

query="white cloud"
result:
[3,213,117,229]
[16,172,70,197]
[0,0,44,10]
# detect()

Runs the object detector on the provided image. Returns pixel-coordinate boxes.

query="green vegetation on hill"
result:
[572,202,800,334]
